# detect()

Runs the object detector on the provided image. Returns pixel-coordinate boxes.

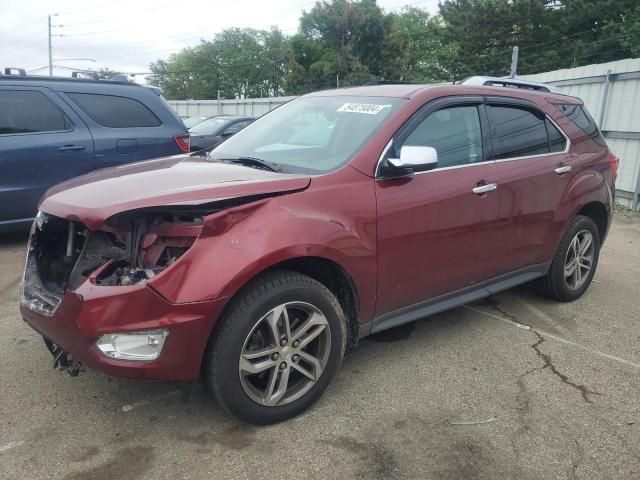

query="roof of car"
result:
[0,74,163,94]
[306,82,581,104]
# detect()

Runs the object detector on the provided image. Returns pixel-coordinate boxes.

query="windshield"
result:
[190,117,233,135]
[209,95,405,173]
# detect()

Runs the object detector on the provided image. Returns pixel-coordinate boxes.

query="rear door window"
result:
[0,90,70,134]
[488,105,549,159]
[66,93,161,128]
[546,119,567,153]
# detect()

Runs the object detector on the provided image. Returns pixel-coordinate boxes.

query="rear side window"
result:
[0,90,70,134]
[66,93,161,128]
[222,120,252,135]
[546,119,567,153]
[489,105,549,159]
[555,104,607,147]
[403,106,483,168]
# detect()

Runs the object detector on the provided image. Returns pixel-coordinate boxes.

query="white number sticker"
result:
[337,103,390,115]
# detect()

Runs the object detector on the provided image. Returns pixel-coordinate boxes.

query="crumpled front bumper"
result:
[21,281,227,381]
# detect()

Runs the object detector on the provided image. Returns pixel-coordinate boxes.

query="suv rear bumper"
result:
[21,284,225,381]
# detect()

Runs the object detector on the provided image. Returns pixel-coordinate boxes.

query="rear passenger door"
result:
[487,97,573,274]
[0,87,94,225]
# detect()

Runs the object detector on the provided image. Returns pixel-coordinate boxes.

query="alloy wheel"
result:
[239,302,331,406]
[564,229,594,290]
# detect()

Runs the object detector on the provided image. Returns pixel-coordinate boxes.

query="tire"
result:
[203,270,346,425]
[536,215,601,302]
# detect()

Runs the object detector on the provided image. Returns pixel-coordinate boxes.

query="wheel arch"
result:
[208,254,363,354]
[576,201,609,242]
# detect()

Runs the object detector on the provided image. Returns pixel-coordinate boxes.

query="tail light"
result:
[173,134,190,153]
[608,152,619,181]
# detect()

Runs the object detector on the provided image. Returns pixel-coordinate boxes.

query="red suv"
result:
[21,79,617,424]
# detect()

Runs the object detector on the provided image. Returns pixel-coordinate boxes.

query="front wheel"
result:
[203,270,346,424]
[536,215,601,302]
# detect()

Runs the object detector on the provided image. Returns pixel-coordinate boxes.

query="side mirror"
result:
[388,145,438,170]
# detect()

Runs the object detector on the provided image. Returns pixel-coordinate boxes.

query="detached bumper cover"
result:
[21,282,226,381]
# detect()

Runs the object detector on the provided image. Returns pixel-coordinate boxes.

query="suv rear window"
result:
[555,104,607,147]
[66,93,161,128]
[0,90,70,135]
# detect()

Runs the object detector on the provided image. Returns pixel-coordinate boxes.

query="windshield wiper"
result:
[221,156,282,172]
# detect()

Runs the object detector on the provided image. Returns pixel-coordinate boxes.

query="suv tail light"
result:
[608,152,619,180]
[173,134,190,153]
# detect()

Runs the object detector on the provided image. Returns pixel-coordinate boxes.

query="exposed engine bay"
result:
[22,211,204,314]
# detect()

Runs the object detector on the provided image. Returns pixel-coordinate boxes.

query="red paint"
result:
[23,84,614,381]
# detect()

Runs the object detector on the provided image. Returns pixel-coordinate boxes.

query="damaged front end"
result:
[21,210,204,316]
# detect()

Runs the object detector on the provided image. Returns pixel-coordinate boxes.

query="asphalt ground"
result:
[1,212,639,480]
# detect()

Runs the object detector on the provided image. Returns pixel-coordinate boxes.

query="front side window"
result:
[210,96,405,173]
[0,90,69,135]
[66,93,161,128]
[402,105,483,169]
[489,105,549,159]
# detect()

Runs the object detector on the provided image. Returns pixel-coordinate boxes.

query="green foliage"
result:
[149,0,640,99]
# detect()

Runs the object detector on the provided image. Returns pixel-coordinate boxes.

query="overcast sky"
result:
[0,0,439,79]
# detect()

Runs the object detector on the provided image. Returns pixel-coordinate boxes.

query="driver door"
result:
[374,97,501,318]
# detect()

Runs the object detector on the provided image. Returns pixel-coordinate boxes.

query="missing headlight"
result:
[94,213,203,286]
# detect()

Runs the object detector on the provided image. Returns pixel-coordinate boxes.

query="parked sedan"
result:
[189,116,254,151]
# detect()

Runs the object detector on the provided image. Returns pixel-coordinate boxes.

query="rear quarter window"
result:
[66,92,161,128]
[555,104,607,148]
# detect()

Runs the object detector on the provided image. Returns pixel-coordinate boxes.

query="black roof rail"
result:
[0,74,142,87]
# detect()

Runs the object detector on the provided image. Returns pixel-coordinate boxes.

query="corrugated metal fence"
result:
[168,96,295,117]
[169,58,640,210]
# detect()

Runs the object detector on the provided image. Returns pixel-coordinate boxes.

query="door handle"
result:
[472,183,497,195]
[554,165,572,175]
[58,145,86,151]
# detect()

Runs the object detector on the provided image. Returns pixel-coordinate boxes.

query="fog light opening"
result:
[96,329,169,361]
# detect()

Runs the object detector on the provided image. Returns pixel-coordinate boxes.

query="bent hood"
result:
[41,155,311,230]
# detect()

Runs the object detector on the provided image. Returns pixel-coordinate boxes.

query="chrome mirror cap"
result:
[388,145,438,169]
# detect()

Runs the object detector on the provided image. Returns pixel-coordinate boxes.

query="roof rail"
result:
[460,76,568,95]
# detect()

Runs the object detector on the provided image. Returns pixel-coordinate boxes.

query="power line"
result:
[0,15,47,37]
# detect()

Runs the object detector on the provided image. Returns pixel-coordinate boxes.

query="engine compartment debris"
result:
[23,211,204,309]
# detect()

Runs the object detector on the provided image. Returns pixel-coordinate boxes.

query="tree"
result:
[148,27,290,99]
[94,67,120,80]
[382,7,450,82]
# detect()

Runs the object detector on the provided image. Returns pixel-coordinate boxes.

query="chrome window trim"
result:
[375,113,571,178]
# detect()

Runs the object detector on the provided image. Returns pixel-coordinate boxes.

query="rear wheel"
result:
[536,215,601,302]
[203,270,346,424]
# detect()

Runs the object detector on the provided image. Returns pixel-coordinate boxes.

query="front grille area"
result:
[21,213,94,316]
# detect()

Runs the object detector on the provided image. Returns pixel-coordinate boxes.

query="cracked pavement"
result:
[1,213,639,479]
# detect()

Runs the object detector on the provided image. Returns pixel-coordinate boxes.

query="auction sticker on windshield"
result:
[337,103,390,114]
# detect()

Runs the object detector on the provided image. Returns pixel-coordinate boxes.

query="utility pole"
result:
[509,46,519,79]
[336,73,339,89]
[48,15,53,76]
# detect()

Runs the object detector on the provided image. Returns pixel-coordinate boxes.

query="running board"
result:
[362,264,548,337]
